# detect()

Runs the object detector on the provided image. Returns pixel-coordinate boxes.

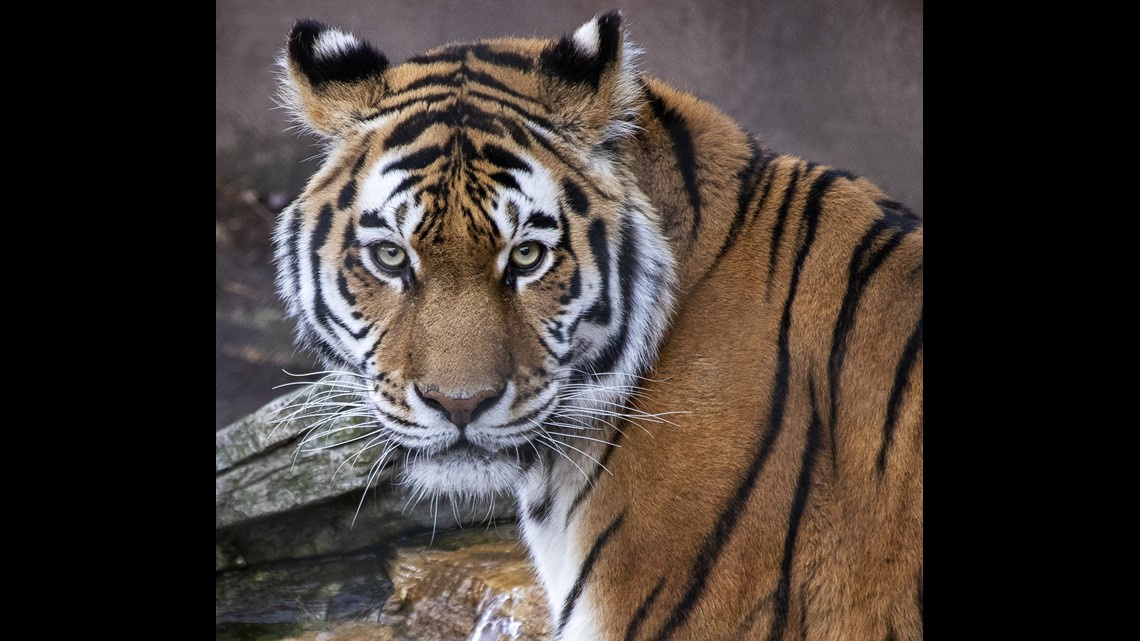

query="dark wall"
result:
[216,0,923,214]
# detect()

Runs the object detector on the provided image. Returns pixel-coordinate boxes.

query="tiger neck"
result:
[517,437,618,634]
[514,77,763,633]
[629,76,772,302]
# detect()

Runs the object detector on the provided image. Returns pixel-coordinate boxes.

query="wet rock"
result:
[216,548,393,626]
[218,527,550,641]
[376,530,550,640]
[217,392,544,641]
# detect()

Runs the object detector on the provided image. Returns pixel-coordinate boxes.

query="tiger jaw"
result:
[399,437,538,496]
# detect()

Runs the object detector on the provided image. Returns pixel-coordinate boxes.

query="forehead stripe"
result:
[384,146,444,172]
[525,212,558,230]
[481,143,531,173]
[359,210,392,229]
[406,43,534,73]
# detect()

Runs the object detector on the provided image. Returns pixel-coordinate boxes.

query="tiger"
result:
[274,10,922,641]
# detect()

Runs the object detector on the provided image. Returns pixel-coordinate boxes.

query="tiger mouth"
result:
[404,435,538,466]
[396,433,538,496]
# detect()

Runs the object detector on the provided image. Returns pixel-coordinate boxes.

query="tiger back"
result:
[275,11,922,641]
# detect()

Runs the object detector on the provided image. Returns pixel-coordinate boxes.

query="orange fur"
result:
[277,13,922,640]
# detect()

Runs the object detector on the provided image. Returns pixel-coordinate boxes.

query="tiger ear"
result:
[279,20,389,138]
[539,11,642,144]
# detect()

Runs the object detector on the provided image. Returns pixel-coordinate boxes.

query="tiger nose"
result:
[416,387,502,429]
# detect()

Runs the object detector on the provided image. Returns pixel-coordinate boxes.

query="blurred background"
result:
[215,0,923,430]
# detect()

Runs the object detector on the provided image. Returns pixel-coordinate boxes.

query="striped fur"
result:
[275,12,922,641]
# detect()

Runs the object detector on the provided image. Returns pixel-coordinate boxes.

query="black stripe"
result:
[708,140,770,273]
[337,180,356,210]
[877,198,921,221]
[766,166,802,296]
[374,406,428,431]
[336,272,356,307]
[562,264,582,306]
[489,171,521,192]
[885,626,897,641]
[648,91,702,244]
[500,397,560,430]
[312,138,372,193]
[338,220,358,302]
[526,212,558,230]
[764,380,823,641]
[399,67,542,107]
[306,204,345,362]
[468,44,535,72]
[351,138,373,175]
[387,175,426,206]
[563,179,589,217]
[384,109,440,148]
[827,221,904,471]
[308,337,347,369]
[383,145,444,173]
[559,512,626,633]
[481,143,532,173]
[625,580,665,641]
[309,204,371,343]
[526,486,554,523]
[583,219,612,324]
[371,88,554,134]
[522,120,595,187]
[877,312,923,474]
[583,221,637,376]
[388,99,548,152]
[465,68,544,105]
[284,204,303,292]
[651,172,838,641]
[399,71,463,94]
[359,209,392,229]
[406,47,466,66]
[372,91,453,118]
[408,43,534,73]
[466,88,557,130]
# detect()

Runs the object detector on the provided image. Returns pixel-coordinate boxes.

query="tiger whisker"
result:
[542,430,621,448]
[534,433,592,485]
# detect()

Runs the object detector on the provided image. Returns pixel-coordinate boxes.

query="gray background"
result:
[215,0,923,428]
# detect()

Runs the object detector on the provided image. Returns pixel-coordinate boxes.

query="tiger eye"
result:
[371,242,408,271]
[510,242,545,271]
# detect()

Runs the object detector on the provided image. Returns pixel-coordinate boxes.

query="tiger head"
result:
[275,13,675,500]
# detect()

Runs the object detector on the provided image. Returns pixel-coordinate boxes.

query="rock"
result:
[217,526,550,641]
[216,387,518,570]
[216,548,393,627]
[377,530,550,640]
[215,387,373,529]
[217,390,543,641]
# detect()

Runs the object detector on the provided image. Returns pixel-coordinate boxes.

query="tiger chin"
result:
[274,10,922,641]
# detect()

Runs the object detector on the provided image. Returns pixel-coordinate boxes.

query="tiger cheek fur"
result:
[275,11,922,641]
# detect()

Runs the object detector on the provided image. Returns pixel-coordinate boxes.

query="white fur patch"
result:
[518,467,580,614]
[571,19,601,56]
[492,161,564,287]
[314,29,364,60]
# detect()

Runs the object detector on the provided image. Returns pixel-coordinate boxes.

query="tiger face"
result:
[275,17,675,499]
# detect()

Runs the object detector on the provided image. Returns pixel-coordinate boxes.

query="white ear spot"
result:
[572,19,601,56]
[314,29,364,60]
